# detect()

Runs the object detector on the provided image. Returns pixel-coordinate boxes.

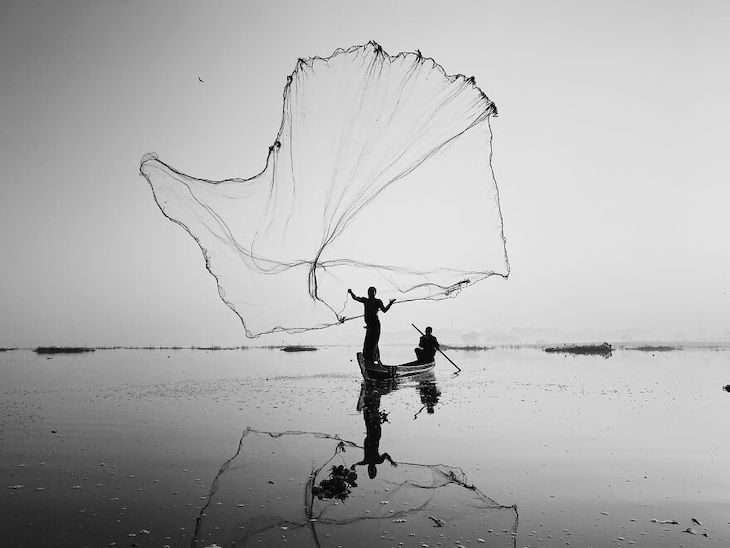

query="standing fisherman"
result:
[348,287,395,364]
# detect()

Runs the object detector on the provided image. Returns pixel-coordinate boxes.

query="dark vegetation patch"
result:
[280,345,318,352]
[34,347,96,355]
[626,345,681,352]
[191,345,242,351]
[544,342,613,357]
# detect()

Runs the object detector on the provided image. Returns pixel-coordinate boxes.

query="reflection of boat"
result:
[357,351,435,380]
[355,374,437,414]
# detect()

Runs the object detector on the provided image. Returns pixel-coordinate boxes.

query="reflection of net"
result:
[140,41,509,337]
[191,429,518,548]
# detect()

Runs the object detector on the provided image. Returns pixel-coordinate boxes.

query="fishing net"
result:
[140,41,509,337]
[191,429,518,548]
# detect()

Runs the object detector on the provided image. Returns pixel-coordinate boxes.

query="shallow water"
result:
[2,346,729,547]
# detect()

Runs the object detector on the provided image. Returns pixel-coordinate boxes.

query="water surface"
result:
[2,346,729,547]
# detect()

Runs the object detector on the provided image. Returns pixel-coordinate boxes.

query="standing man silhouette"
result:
[348,287,395,364]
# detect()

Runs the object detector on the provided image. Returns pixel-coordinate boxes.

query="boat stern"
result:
[356,352,368,379]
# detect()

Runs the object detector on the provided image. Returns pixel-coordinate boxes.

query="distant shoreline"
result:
[0,341,725,354]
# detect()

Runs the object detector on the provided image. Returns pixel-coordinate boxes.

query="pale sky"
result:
[1,0,728,346]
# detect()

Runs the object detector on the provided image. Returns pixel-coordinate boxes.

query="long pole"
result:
[411,323,461,372]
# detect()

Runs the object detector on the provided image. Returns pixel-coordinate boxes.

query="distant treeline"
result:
[3,343,711,356]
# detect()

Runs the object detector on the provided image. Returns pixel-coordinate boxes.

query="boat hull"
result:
[357,352,435,380]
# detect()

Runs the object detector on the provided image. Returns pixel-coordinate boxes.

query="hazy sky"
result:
[1,0,728,346]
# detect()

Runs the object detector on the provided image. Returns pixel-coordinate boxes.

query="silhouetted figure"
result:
[415,326,439,363]
[413,377,442,419]
[354,384,396,479]
[418,379,441,414]
[348,287,395,363]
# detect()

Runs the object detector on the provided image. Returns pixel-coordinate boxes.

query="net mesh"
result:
[140,41,509,337]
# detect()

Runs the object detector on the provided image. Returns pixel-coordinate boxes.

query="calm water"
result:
[2,346,729,547]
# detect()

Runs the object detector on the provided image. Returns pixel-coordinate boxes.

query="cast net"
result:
[191,429,519,548]
[140,41,509,337]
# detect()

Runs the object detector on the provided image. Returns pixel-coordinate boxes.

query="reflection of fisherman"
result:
[418,380,441,414]
[414,326,439,363]
[354,385,397,479]
[413,379,442,419]
[348,287,395,364]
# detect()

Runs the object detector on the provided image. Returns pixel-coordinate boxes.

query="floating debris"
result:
[312,465,358,501]
[428,516,445,527]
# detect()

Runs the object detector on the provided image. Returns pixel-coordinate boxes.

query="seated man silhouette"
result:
[414,326,439,363]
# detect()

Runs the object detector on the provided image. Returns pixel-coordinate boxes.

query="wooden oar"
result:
[411,323,461,372]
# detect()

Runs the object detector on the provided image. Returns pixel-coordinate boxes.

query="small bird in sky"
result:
[198,76,205,83]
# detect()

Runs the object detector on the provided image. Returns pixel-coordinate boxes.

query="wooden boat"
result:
[357,352,435,380]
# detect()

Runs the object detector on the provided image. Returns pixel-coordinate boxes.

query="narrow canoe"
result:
[357,352,435,380]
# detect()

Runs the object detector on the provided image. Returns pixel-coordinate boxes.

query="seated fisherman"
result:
[414,326,439,363]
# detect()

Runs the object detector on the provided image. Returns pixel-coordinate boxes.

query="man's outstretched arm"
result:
[348,288,366,303]
[382,298,396,312]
